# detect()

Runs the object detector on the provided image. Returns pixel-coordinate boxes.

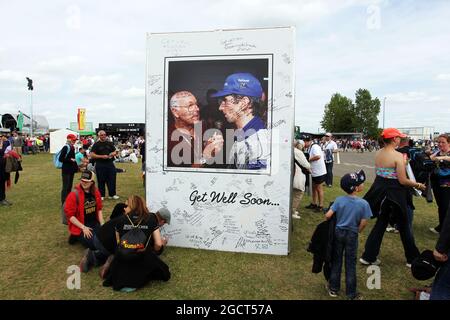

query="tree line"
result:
[321,89,382,138]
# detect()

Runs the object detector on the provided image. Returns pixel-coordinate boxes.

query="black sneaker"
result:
[315,206,324,213]
[348,293,363,300]
[305,203,317,209]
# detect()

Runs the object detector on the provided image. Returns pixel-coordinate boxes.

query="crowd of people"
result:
[293,129,450,300]
[0,131,50,155]
[3,117,448,298]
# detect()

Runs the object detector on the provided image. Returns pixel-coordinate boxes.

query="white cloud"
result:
[0,70,25,83]
[122,50,145,65]
[386,92,441,103]
[0,102,17,112]
[0,70,62,93]
[37,56,84,72]
[436,73,450,80]
[122,87,145,99]
[72,74,122,96]
[66,5,81,31]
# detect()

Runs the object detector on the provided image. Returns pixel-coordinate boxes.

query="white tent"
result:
[50,129,79,154]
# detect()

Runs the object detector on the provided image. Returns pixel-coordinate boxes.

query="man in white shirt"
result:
[323,132,338,187]
[304,135,327,212]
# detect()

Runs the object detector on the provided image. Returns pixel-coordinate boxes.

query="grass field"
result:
[0,153,441,300]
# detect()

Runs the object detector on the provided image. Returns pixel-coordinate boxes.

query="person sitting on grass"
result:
[65,170,104,247]
[324,170,372,300]
[101,195,171,292]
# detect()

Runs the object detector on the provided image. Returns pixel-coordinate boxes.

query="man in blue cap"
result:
[213,72,269,170]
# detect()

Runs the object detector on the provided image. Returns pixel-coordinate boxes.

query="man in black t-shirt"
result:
[90,130,119,200]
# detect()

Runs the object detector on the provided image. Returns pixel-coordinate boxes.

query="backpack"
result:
[116,215,151,261]
[4,154,23,184]
[324,149,333,163]
[5,155,23,173]
[53,144,70,169]
[62,189,79,225]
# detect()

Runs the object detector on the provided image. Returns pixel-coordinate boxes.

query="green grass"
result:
[0,153,440,299]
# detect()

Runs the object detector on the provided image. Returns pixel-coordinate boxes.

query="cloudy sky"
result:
[1,0,449,133]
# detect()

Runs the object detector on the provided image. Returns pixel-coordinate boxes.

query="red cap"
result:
[67,133,78,141]
[381,128,406,139]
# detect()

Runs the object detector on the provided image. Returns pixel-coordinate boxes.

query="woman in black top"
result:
[59,134,79,204]
[103,195,171,291]
[429,134,450,234]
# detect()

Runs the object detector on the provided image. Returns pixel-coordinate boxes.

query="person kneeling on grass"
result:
[94,195,171,292]
[324,170,372,300]
[65,170,104,249]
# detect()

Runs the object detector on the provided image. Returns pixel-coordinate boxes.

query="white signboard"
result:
[146,27,295,255]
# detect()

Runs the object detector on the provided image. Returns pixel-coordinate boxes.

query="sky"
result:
[0,0,449,133]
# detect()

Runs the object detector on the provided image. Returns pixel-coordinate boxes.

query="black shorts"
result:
[312,174,327,185]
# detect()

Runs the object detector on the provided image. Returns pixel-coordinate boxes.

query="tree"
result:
[321,89,381,137]
[353,89,381,137]
[321,93,354,133]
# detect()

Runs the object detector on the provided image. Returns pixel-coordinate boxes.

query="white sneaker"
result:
[101,197,104,201]
[292,213,301,219]
[406,263,412,268]
[359,257,381,266]
[386,227,399,234]
[110,195,120,200]
[429,227,439,234]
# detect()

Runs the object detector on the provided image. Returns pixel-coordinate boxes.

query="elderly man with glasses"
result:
[168,90,223,168]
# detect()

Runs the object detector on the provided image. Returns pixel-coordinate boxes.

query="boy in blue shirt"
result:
[325,170,372,299]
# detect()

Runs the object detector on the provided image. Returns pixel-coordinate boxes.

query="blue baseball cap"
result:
[212,73,263,98]
[340,170,366,193]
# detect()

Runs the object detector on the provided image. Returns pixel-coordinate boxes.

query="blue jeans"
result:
[329,228,358,299]
[77,221,100,250]
[431,251,450,300]
[92,234,111,265]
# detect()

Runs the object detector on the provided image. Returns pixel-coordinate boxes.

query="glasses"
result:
[178,103,198,112]
[218,96,239,106]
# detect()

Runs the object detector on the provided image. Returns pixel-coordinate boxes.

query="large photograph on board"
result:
[164,55,272,174]
[146,28,294,255]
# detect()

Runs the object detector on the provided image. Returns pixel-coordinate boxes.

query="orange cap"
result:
[381,128,406,139]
